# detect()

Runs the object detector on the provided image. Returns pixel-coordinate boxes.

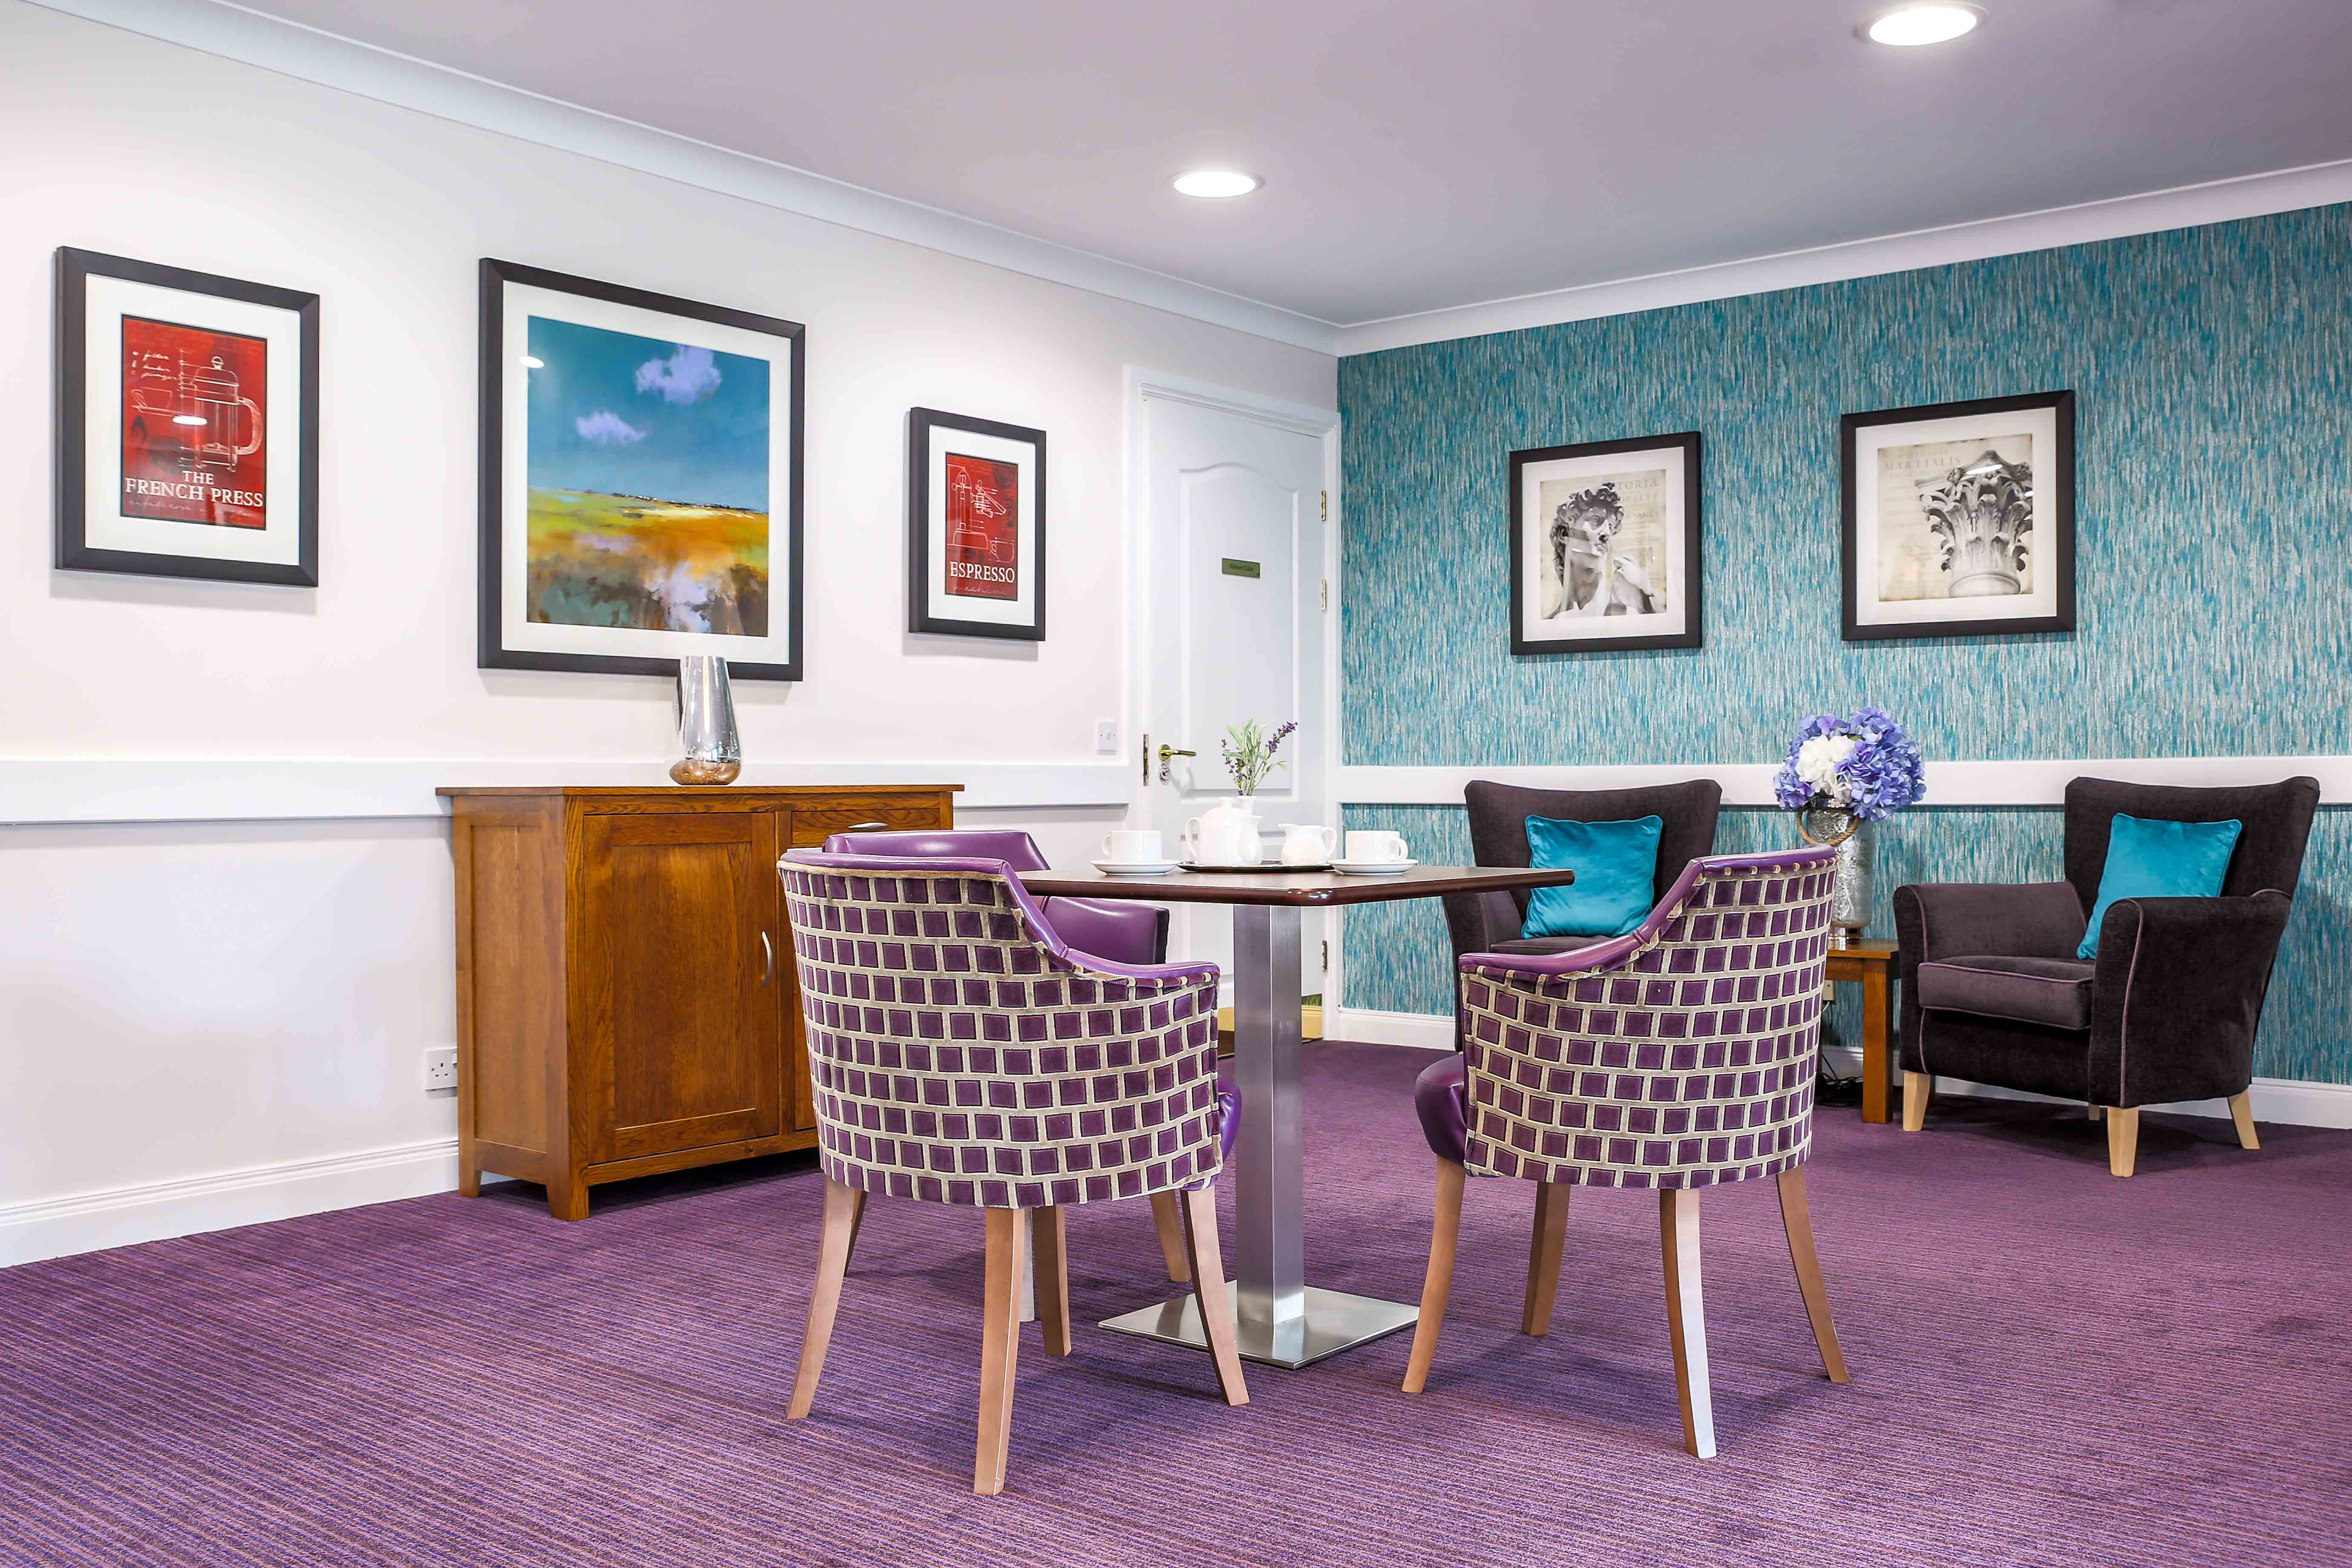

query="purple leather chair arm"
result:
[1216,1084,1242,1163]
[1038,896,1168,968]
[2086,891,2294,1106]
[822,829,1047,870]
[1413,1056,1469,1163]
[783,849,1216,987]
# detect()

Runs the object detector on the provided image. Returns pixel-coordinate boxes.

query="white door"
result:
[1138,389,1331,997]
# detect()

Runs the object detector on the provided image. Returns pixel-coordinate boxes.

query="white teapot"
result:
[1276,823,1337,865]
[1183,799,1263,865]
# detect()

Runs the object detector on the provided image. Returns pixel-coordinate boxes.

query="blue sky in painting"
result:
[525,316,770,511]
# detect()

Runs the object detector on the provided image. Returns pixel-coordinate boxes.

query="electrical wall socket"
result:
[1095,719,1119,753]
[423,1046,458,1093]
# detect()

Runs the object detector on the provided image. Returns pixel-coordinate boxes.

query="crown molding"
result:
[21,0,1342,355]
[1336,158,2352,356]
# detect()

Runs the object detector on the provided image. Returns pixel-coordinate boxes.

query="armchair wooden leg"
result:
[2106,1107,2140,1179]
[1774,1167,1849,1384]
[787,1176,862,1421]
[2228,1091,2260,1151]
[974,1207,1028,1495]
[1402,1159,1468,1394]
[1521,1181,1572,1337]
[839,1187,869,1272]
[1177,1187,1248,1407]
[1033,1206,1073,1357]
[1900,1072,1931,1132]
[1149,1190,1192,1282]
[1658,1187,1716,1459]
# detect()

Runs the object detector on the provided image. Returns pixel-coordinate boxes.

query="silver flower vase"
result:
[670,655,742,786]
[1798,807,1875,947]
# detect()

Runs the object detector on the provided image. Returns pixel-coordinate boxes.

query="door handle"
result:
[1156,744,1196,784]
[846,821,888,831]
[760,931,775,986]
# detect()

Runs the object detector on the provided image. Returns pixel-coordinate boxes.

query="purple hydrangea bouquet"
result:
[1772,706,1925,943]
[1223,718,1297,797]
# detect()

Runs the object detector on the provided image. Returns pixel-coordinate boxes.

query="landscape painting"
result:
[479,259,804,679]
[524,316,770,636]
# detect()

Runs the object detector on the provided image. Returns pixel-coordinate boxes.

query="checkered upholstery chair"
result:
[823,828,1201,1281]
[1400,847,1852,1457]
[778,849,1248,1495]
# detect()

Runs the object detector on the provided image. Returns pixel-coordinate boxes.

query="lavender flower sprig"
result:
[1222,719,1297,798]
[1771,705,1925,822]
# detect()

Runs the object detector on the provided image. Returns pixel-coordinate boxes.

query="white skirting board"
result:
[0,1137,460,1269]
[1320,1007,2352,1130]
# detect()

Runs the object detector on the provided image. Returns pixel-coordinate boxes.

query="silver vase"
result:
[670,655,742,786]
[1799,807,1875,947]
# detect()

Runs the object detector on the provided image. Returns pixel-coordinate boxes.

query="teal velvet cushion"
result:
[2077,813,2243,959]
[1520,814,1664,941]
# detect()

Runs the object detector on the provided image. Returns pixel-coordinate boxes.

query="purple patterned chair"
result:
[1401,847,1851,1458]
[778,849,1247,1495]
[825,829,1198,1278]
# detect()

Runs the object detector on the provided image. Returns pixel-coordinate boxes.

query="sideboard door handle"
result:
[760,931,775,986]
[847,821,888,831]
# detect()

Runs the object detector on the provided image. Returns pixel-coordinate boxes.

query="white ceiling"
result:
[218,0,2352,328]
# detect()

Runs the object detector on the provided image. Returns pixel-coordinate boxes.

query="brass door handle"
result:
[1156,744,1196,783]
[760,931,775,986]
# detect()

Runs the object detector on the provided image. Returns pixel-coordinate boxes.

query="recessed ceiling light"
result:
[1863,3,1980,45]
[1172,169,1260,199]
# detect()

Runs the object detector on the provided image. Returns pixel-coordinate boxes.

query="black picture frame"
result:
[478,258,806,679]
[1508,431,1703,655]
[54,247,320,586]
[906,406,1047,641]
[1840,390,2075,642]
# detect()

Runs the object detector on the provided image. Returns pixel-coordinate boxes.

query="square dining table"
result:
[1015,863,1575,1370]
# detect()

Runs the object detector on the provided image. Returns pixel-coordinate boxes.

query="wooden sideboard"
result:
[439,784,959,1218]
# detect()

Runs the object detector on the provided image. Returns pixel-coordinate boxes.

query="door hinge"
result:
[1320,578,1328,612]
[1320,939,1329,972]
[1319,489,1328,521]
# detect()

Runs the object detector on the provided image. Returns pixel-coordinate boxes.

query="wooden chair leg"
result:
[2106,1107,2140,1178]
[2228,1090,2260,1151]
[1521,1181,1572,1337]
[1149,1190,1192,1282]
[973,1207,1027,1495]
[839,1187,869,1271]
[1658,1187,1716,1458]
[787,1176,862,1420]
[1900,1072,1931,1133]
[1402,1158,1467,1394]
[1177,1187,1248,1407]
[1033,1206,1073,1357]
[1774,1167,1849,1384]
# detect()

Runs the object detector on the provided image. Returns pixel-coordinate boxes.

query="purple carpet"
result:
[4,1042,2350,1567]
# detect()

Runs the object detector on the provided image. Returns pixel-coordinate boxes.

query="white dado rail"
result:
[1338,755,2352,808]
[0,757,1130,825]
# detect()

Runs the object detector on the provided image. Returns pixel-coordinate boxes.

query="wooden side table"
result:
[1825,939,1900,1124]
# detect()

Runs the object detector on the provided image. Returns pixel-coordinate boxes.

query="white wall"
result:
[0,1,1333,1262]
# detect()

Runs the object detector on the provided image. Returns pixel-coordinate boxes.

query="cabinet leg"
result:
[1860,969,1892,1125]
[458,1147,481,1198]
[549,1172,591,1221]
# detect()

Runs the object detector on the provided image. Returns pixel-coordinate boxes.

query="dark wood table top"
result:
[1017,864,1574,908]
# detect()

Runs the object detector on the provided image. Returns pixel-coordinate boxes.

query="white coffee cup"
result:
[1278,824,1338,865]
[1344,830,1409,864]
[1101,829,1165,864]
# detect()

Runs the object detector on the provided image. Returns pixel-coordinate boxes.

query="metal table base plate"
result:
[1098,1285,1421,1370]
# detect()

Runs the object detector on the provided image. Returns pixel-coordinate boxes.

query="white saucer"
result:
[1093,858,1179,876]
[1332,858,1417,875]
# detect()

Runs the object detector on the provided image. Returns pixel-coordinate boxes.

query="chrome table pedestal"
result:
[1099,905,1420,1368]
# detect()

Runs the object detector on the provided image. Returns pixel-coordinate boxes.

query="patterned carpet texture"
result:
[4,1042,2349,1567]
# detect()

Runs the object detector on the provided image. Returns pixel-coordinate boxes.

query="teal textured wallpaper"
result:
[1336,203,2352,1083]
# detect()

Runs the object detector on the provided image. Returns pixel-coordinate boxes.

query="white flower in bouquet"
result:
[1794,733,1857,804]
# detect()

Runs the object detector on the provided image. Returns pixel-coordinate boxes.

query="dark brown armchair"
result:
[1893,776,2319,1177]
[1440,778,1723,1046]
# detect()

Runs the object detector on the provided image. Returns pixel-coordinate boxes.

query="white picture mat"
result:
[924,423,1039,628]
[80,275,304,566]
[1851,405,2060,627]
[498,280,795,661]
[1517,446,1689,644]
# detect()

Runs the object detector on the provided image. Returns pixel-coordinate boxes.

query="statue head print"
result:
[1550,482,1625,607]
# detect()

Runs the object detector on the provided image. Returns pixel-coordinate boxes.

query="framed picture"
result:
[906,408,1045,641]
[54,247,319,586]
[1508,432,1702,654]
[478,259,804,679]
[1842,390,2075,641]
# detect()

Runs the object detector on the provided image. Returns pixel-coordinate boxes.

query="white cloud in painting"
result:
[635,343,723,404]
[575,409,646,445]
